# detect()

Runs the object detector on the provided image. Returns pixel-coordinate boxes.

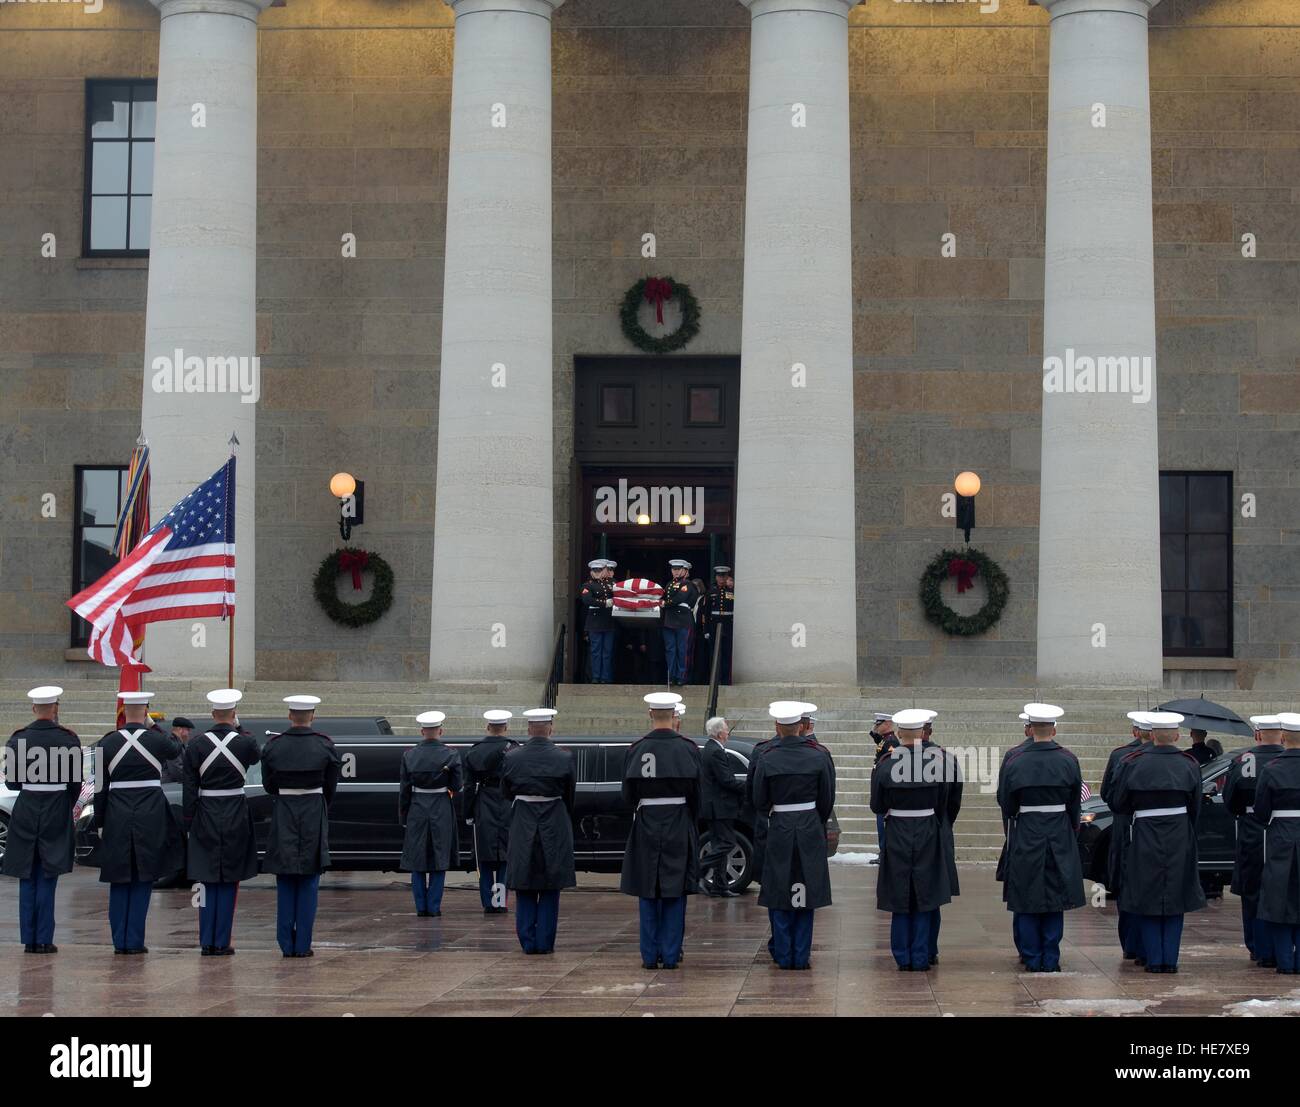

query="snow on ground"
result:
[1223,991,1300,1017]
[1035,998,1162,1017]
[829,851,878,866]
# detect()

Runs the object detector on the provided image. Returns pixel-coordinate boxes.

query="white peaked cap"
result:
[207,688,243,709]
[674,703,686,716]
[1250,715,1281,729]
[522,708,558,721]
[644,692,683,709]
[1276,712,1300,733]
[284,695,321,709]
[874,712,893,722]
[587,560,604,569]
[417,710,446,727]
[604,560,617,568]
[668,559,691,569]
[919,709,938,722]
[1023,703,1065,724]
[1145,711,1184,729]
[768,701,806,725]
[27,686,63,705]
[1018,713,1030,722]
[117,691,154,704]
[483,709,513,724]
[800,703,818,719]
[892,708,931,731]
[1127,711,1153,730]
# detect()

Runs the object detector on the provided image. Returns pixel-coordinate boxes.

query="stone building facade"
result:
[1,0,1297,690]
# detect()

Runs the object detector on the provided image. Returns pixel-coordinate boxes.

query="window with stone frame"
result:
[1160,471,1233,658]
[71,465,128,648]
[83,79,157,257]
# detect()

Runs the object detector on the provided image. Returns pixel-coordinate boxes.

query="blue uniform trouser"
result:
[1242,896,1274,960]
[516,890,561,953]
[479,865,507,910]
[769,908,815,968]
[1138,913,1184,969]
[875,814,886,853]
[1270,923,1300,971]
[662,627,689,684]
[1118,909,1142,957]
[890,911,932,970]
[639,896,686,966]
[1012,912,1027,957]
[411,871,446,915]
[588,630,615,683]
[1017,911,1065,970]
[928,908,941,961]
[18,861,58,947]
[276,874,321,955]
[108,880,153,951]
[198,881,239,949]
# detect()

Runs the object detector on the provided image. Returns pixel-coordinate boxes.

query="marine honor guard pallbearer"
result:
[870,708,954,971]
[1110,710,1206,973]
[699,715,746,897]
[580,559,616,684]
[621,691,702,969]
[261,695,342,957]
[752,702,835,970]
[182,689,262,955]
[464,709,517,913]
[701,566,734,684]
[1253,711,1300,974]
[996,704,1086,972]
[399,710,463,917]
[95,690,184,954]
[917,709,960,965]
[1224,715,1287,965]
[1101,710,1153,961]
[661,559,701,687]
[502,708,576,954]
[1,686,82,953]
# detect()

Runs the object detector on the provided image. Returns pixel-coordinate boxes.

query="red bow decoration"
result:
[643,277,674,325]
[339,549,370,591]
[947,558,978,594]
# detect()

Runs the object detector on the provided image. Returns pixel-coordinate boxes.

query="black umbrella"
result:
[1156,696,1253,739]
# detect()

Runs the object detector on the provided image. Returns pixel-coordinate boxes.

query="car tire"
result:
[698,829,754,894]
[0,809,9,868]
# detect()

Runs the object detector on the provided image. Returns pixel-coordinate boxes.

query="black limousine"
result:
[74,717,841,892]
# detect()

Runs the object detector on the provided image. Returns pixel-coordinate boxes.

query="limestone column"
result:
[429,0,564,680]
[732,0,860,684]
[139,0,270,679]
[1036,0,1163,687]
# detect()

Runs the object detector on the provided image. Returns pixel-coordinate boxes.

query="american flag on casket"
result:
[611,578,664,619]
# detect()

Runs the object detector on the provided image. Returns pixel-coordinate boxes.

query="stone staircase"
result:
[3,677,1291,861]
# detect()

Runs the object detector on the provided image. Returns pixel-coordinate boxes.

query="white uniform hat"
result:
[1018,712,1030,722]
[206,688,243,710]
[416,710,446,727]
[1275,712,1300,733]
[713,565,731,574]
[117,691,155,704]
[768,701,806,725]
[27,686,63,705]
[800,703,818,720]
[587,559,605,570]
[1145,711,1184,730]
[1250,715,1282,729]
[892,708,931,731]
[673,703,687,717]
[522,708,558,722]
[1127,710,1153,730]
[644,692,683,709]
[1022,703,1065,724]
[919,709,938,722]
[284,694,321,710]
[483,709,513,724]
[668,559,691,569]
[603,559,617,569]
[874,712,893,722]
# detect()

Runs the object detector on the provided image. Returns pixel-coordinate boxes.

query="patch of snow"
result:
[1036,998,1161,1017]
[830,851,878,866]
[1223,991,1300,1017]
[581,982,652,995]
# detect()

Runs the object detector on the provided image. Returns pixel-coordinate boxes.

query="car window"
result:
[600,744,629,783]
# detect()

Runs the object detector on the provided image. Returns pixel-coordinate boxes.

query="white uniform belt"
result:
[198,787,245,798]
[637,797,686,808]
[1134,806,1186,818]
[1018,804,1067,814]
[109,779,161,790]
[22,783,65,792]
[770,801,816,814]
[1269,810,1300,822]
[513,794,559,804]
[279,787,323,796]
[412,787,450,794]
[887,807,935,818]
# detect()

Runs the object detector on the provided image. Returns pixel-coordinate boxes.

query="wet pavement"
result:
[2,863,1298,1017]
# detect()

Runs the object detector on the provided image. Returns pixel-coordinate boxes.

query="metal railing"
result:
[705,621,725,721]
[544,623,566,709]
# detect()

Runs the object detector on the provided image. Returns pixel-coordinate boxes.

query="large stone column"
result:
[732,0,860,684]
[1036,0,1163,687]
[139,0,270,679]
[429,0,563,680]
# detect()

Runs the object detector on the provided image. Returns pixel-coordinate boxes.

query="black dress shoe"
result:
[929,956,938,965]
[1144,964,1162,973]
[1163,965,1178,974]
[23,944,39,953]
[428,910,442,918]
[114,948,128,955]
[898,964,911,972]
[216,947,235,956]
[641,962,658,970]
[41,944,58,954]
[661,962,678,970]
[201,946,215,956]
[1259,958,1278,968]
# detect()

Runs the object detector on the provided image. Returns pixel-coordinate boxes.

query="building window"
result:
[1160,471,1233,657]
[686,384,723,426]
[83,80,156,256]
[599,384,636,426]
[71,466,128,648]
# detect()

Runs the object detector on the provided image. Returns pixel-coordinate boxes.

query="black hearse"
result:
[75,717,841,892]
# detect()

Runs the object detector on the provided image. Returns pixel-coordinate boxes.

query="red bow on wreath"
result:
[947,557,978,594]
[339,549,370,591]
[643,278,675,325]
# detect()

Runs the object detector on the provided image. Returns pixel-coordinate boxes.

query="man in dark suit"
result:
[699,716,746,897]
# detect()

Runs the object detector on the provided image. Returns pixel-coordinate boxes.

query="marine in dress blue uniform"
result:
[996,713,1035,963]
[701,567,734,685]
[870,712,896,854]
[399,710,463,917]
[182,689,262,955]
[580,560,617,684]
[1101,712,1154,961]
[660,560,700,687]
[94,691,184,954]
[503,708,576,954]
[260,694,342,957]
[1253,713,1300,974]
[1,686,82,953]
[464,709,518,913]
[920,712,962,964]
[1223,715,1287,964]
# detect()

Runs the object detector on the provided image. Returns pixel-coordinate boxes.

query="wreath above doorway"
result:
[918,547,1009,636]
[619,276,701,353]
[313,547,394,628]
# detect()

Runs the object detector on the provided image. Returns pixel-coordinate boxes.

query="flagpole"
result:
[228,431,239,690]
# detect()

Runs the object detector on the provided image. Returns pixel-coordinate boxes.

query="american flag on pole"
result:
[67,458,236,667]
[109,440,153,722]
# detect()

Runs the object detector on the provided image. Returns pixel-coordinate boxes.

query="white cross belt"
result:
[22,783,65,792]
[1018,804,1067,814]
[887,807,934,818]
[770,801,816,814]
[637,797,686,808]
[1134,806,1186,818]
[279,787,323,796]
[109,780,161,790]
[199,788,245,798]
[1269,810,1300,822]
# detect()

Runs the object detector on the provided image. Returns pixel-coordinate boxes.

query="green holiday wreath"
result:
[918,547,1009,636]
[619,276,701,353]
[313,548,394,628]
